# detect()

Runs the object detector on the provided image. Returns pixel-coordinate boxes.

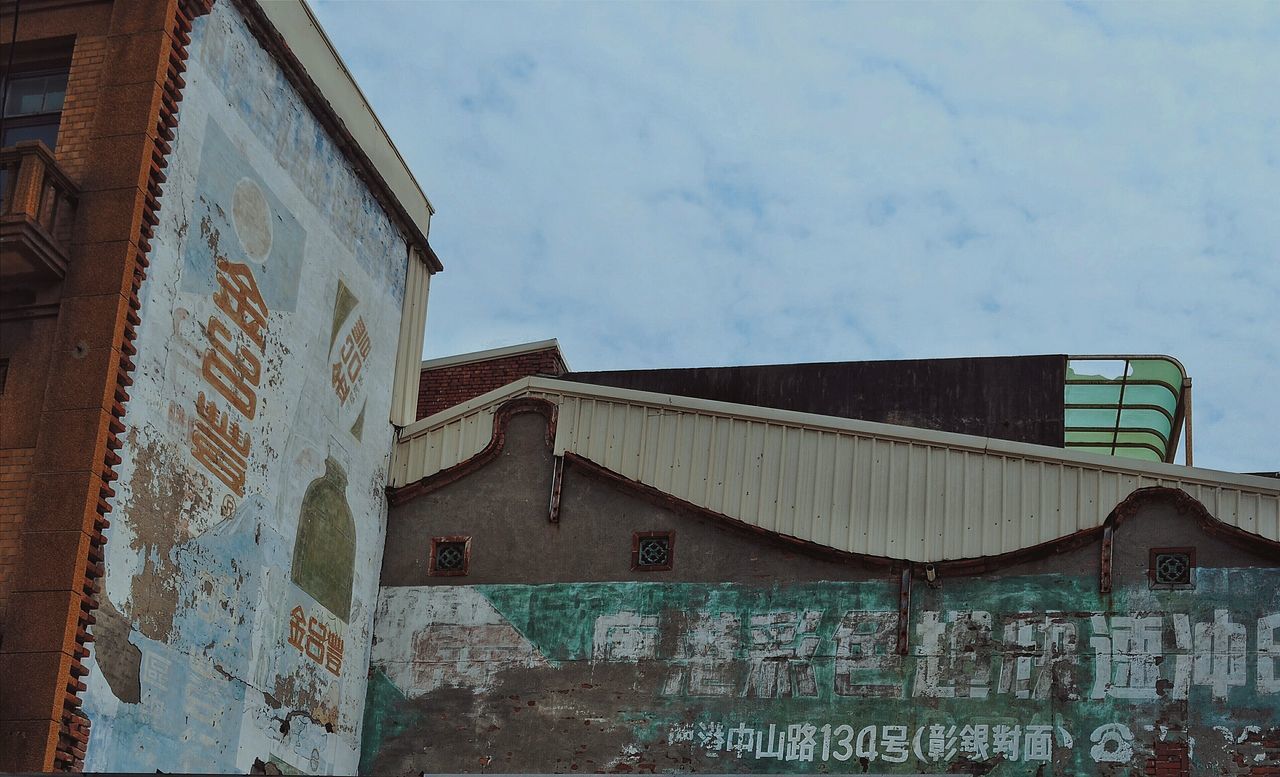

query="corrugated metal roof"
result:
[392,378,1280,562]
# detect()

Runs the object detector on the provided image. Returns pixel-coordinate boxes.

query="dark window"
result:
[632,531,674,571]
[1150,547,1195,589]
[429,536,470,577]
[2,70,68,150]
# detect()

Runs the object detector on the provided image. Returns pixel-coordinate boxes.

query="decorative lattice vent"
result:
[633,532,674,571]
[1150,547,1194,589]
[429,537,470,576]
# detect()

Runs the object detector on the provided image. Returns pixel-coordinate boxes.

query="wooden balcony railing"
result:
[0,140,79,283]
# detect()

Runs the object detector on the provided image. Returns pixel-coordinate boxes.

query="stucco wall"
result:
[81,3,409,773]
[367,412,1280,775]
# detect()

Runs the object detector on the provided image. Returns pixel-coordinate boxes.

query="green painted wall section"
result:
[364,570,1280,774]
[479,580,898,664]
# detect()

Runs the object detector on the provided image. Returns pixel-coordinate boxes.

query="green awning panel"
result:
[1065,356,1187,463]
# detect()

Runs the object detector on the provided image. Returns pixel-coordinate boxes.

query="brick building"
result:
[416,339,568,419]
[1,0,438,771]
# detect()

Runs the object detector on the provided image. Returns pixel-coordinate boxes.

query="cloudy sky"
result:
[311,1,1278,474]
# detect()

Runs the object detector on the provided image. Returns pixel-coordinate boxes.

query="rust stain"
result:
[122,427,212,642]
[367,663,693,775]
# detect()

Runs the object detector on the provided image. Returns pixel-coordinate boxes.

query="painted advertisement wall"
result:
[363,573,1280,775]
[81,3,409,773]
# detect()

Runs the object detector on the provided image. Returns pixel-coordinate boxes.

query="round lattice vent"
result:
[436,543,465,570]
[634,533,673,570]
[430,538,469,575]
[638,537,669,567]
[1154,552,1191,585]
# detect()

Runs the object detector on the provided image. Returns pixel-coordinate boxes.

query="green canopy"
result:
[1064,356,1187,463]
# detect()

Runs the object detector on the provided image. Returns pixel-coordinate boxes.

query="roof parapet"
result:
[420,338,568,372]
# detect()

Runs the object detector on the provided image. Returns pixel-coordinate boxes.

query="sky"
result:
[311,1,1279,474]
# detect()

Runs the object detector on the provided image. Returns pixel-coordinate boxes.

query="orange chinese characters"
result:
[191,259,271,492]
[288,605,307,650]
[191,392,250,496]
[331,316,372,405]
[286,605,344,677]
[330,361,351,404]
[305,616,327,663]
[202,317,261,419]
[213,257,268,350]
[350,317,372,359]
[324,630,344,677]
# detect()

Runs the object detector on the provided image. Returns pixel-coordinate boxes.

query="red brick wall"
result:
[1145,741,1189,777]
[417,348,566,419]
[0,448,34,634]
[55,35,108,182]
[0,0,214,770]
[1245,729,1280,775]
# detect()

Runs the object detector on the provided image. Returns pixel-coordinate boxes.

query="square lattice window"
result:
[429,536,470,577]
[1149,547,1194,589]
[632,531,674,571]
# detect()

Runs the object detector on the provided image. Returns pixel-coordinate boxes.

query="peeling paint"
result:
[80,2,408,772]
[92,595,142,705]
[364,573,1280,774]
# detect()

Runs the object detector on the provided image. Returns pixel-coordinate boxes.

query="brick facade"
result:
[1246,729,1280,775]
[54,36,108,183]
[0,448,35,633]
[0,0,214,770]
[417,346,567,419]
[1144,741,1189,777]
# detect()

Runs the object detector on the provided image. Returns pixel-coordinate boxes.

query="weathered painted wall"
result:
[363,575,1280,775]
[369,410,1280,775]
[80,2,409,772]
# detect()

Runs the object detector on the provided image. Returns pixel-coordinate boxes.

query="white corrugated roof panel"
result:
[392,378,1280,562]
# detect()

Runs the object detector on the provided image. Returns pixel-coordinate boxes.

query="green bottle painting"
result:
[291,456,356,622]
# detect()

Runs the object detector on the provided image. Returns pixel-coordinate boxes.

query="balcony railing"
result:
[0,140,79,283]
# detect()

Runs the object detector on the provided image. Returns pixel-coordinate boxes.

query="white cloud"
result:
[313,0,1280,472]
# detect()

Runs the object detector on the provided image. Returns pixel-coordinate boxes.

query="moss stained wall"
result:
[364,575,1280,775]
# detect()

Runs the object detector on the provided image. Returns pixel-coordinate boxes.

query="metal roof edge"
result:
[521,377,1280,496]
[419,339,566,372]
[398,376,534,440]
[1068,353,1189,379]
[248,0,439,266]
[395,375,1279,497]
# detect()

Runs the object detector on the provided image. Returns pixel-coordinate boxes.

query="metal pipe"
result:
[1183,379,1194,467]
[1110,359,1130,456]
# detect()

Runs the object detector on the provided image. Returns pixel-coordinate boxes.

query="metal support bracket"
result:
[548,455,564,523]
[1100,524,1114,593]
[897,564,912,656]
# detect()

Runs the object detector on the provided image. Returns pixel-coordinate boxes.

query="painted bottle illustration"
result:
[291,456,356,622]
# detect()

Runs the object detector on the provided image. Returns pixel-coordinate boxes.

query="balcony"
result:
[0,140,78,284]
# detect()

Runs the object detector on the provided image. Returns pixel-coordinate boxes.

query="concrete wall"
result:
[563,354,1067,448]
[366,410,1280,775]
[80,3,409,772]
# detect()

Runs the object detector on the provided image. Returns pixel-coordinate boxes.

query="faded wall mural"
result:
[363,572,1280,775]
[81,3,409,773]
